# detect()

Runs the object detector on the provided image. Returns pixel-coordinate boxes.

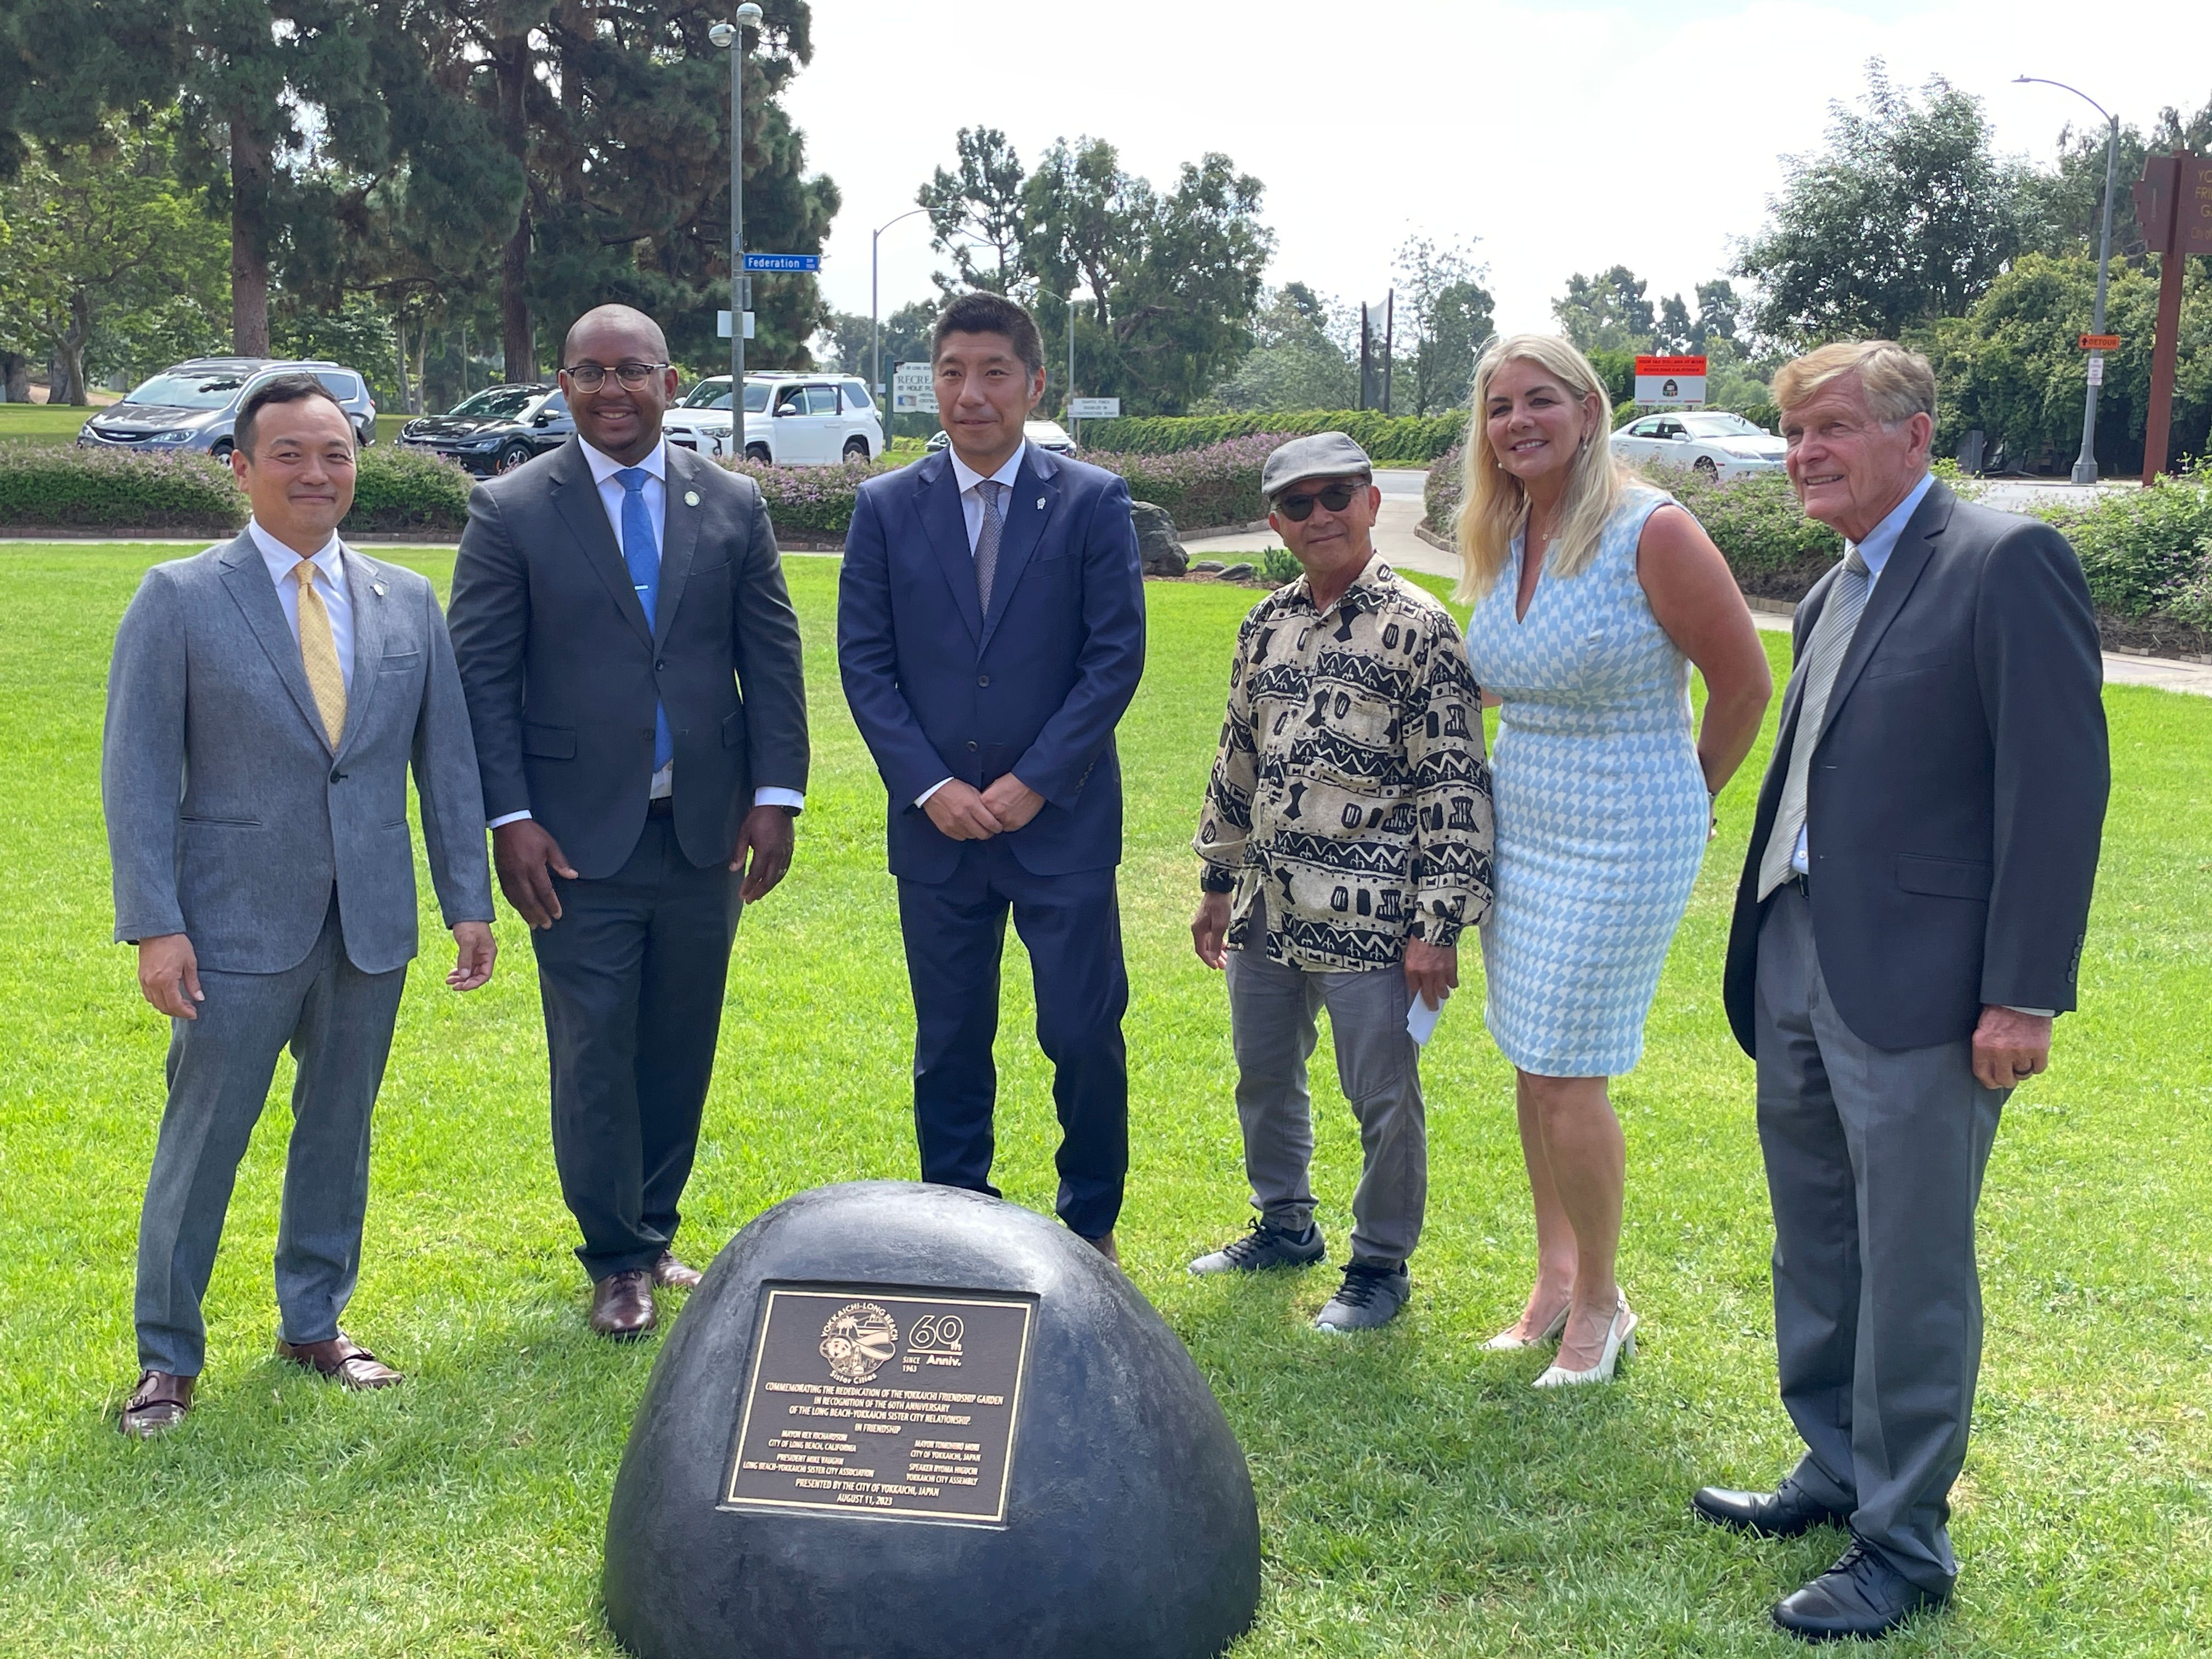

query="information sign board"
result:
[1067,397,1120,420]
[1633,353,1707,407]
[715,311,755,340]
[742,253,821,272]
[893,362,937,415]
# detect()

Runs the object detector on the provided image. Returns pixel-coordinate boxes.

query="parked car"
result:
[1609,409,1785,480]
[924,419,1076,457]
[662,371,883,464]
[77,358,379,456]
[397,383,574,475]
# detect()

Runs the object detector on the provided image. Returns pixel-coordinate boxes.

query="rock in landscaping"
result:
[603,1180,1261,1659]
[1218,562,1256,582]
[1128,499,1188,577]
[1190,560,1226,575]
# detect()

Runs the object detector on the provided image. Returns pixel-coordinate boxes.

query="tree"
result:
[0,117,227,402]
[1101,153,1273,413]
[919,127,1028,295]
[1203,282,1355,412]
[1551,265,1656,353]
[1735,61,2035,347]
[2020,92,2212,261]
[1392,236,1494,415]
[1694,280,1741,349]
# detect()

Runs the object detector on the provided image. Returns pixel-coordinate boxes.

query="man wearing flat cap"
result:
[1189,432,1494,1331]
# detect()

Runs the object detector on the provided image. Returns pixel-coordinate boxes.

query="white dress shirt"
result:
[487,435,803,827]
[916,444,1031,807]
[249,518,353,690]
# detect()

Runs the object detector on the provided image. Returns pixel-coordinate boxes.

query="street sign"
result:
[2079,334,2121,350]
[716,311,756,340]
[1633,354,1707,407]
[893,361,937,415]
[742,252,821,272]
[1068,397,1120,420]
[2086,358,2106,386]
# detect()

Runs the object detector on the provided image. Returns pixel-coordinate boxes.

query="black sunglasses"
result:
[563,361,669,391]
[1273,480,1363,522]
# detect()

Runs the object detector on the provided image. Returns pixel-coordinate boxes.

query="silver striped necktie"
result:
[1757,545,1873,900]
[973,479,1005,615]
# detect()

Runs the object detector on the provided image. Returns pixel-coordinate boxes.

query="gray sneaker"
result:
[1187,1217,1327,1275]
[1313,1260,1409,1331]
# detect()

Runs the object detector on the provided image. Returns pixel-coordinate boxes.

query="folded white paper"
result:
[1407,994,1443,1047]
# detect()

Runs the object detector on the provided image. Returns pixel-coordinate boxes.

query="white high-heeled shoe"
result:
[1480,1299,1571,1352]
[1532,1298,1637,1388]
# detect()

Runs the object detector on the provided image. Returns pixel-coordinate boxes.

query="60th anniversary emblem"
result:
[723,1285,1035,1525]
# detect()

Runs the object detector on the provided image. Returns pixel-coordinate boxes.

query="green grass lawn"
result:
[1,544,2206,1656]
[0,404,95,445]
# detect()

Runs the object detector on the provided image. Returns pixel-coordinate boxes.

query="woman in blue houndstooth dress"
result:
[1457,335,1771,1386]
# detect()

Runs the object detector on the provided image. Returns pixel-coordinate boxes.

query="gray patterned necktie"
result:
[973,479,1006,615]
[1758,545,1873,900]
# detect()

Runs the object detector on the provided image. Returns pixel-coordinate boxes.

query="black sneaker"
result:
[1187,1217,1327,1275]
[1313,1260,1410,1331]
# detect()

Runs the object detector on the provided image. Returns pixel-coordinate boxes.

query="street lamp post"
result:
[2016,76,2120,486]
[710,4,764,407]
[1035,287,1081,437]
[871,206,928,445]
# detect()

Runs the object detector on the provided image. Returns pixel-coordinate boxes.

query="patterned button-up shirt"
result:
[1194,557,1494,972]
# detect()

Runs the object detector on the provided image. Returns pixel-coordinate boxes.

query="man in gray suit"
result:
[448,305,808,1340]
[103,375,497,1438]
[1697,342,2108,1640]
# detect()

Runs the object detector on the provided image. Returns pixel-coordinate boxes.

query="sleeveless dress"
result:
[1462,485,1708,1077]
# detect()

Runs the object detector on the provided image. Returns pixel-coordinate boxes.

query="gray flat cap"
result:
[1261,431,1373,499]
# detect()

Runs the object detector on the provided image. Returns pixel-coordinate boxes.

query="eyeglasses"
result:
[1273,480,1363,521]
[563,361,669,392]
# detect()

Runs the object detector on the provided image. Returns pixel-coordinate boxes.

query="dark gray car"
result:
[78,358,379,457]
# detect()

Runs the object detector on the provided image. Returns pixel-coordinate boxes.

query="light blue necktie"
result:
[616,467,673,772]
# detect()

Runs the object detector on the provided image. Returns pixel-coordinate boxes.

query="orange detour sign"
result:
[1633,354,1708,407]
[2079,335,2121,351]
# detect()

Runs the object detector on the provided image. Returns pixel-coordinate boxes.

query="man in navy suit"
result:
[838,292,1146,1261]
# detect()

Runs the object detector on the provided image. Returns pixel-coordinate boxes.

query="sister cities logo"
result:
[817,1301,899,1384]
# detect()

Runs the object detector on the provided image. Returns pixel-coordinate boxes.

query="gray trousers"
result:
[1754,884,2006,1593]
[134,896,407,1376]
[1224,930,1426,1268]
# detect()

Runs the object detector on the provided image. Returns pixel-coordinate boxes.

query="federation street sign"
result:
[743,252,821,272]
[893,362,938,415]
[1633,354,1707,407]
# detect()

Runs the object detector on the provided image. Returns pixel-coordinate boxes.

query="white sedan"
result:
[1610,410,1786,480]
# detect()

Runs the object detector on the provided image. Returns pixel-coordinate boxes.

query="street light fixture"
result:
[1032,287,1083,439]
[871,207,929,443]
[712,4,765,404]
[2016,75,2120,487]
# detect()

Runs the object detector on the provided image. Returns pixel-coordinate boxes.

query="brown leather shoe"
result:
[276,1333,404,1390]
[652,1252,703,1291]
[119,1369,193,1438]
[1082,1230,1121,1267]
[590,1268,657,1338]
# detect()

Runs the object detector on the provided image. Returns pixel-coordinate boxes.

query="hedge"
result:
[1079,409,1466,465]
[0,443,478,537]
[0,439,1272,543]
[1421,445,2212,649]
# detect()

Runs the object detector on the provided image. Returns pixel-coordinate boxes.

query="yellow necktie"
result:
[291,559,348,746]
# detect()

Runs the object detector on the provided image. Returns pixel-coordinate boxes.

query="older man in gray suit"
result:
[103,375,496,1438]
[1697,342,2108,1640]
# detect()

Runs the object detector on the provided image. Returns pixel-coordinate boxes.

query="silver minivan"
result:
[78,358,380,458]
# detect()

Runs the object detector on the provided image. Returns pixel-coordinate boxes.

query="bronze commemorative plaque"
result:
[722,1284,1035,1525]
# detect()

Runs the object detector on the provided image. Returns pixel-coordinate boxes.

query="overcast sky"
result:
[781,0,2209,347]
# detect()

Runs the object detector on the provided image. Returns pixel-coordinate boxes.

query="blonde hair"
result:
[1771,340,1936,425]
[1453,334,1625,603]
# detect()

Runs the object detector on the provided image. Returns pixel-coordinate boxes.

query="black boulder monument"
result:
[602,1181,1261,1659]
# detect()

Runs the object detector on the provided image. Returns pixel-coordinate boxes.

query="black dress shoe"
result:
[1771,1540,1949,1642]
[1692,1480,1850,1538]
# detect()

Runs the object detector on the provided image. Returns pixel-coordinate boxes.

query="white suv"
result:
[663,371,884,465]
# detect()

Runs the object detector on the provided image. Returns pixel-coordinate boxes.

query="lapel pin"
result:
[371,581,387,597]
[1036,495,1045,510]
[685,490,701,507]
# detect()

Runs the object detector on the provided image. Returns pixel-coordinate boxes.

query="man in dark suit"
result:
[837,292,1145,1262]
[104,376,496,1436]
[448,304,809,1338]
[1695,341,2108,1640]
